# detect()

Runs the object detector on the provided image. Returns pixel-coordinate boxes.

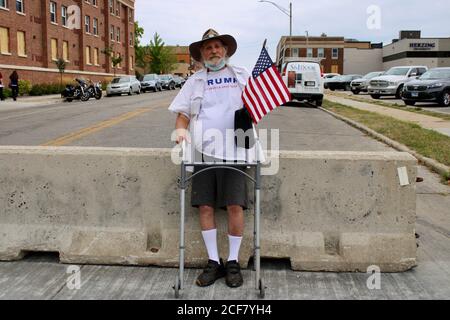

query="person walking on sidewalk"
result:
[9,71,19,101]
[0,72,4,101]
[169,29,256,288]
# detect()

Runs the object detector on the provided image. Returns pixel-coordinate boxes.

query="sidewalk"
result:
[0,94,62,112]
[326,94,450,137]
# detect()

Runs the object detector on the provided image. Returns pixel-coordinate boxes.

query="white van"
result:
[281,61,324,106]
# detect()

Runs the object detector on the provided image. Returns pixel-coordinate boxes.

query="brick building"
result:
[276,35,382,75]
[166,45,193,77]
[0,0,135,85]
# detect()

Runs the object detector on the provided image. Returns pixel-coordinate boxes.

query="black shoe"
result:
[225,260,243,288]
[196,259,226,287]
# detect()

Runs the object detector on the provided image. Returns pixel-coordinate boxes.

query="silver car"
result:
[350,71,384,94]
[140,74,162,92]
[106,76,141,97]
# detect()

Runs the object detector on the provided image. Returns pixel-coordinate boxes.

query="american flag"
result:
[242,46,291,124]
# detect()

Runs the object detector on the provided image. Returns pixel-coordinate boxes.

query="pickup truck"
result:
[367,66,428,99]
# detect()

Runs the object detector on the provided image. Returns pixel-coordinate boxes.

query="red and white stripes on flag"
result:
[242,46,291,124]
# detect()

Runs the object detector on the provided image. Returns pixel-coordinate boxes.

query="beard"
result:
[203,56,229,71]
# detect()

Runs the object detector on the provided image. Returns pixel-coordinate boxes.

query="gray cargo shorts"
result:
[191,154,249,210]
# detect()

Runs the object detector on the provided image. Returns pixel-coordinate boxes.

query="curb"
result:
[319,106,450,178]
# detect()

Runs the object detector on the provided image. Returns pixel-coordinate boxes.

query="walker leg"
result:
[255,163,261,291]
[174,163,187,298]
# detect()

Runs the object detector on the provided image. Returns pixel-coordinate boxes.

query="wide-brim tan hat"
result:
[189,29,237,62]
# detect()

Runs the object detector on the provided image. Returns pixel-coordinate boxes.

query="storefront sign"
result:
[409,43,436,50]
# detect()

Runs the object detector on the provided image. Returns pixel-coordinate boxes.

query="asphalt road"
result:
[0,91,449,300]
[0,90,391,152]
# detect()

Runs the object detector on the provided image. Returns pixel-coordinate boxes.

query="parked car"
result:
[106,76,141,97]
[323,73,340,89]
[141,74,162,92]
[159,74,177,90]
[325,74,363,91]
[281,60,323,106]
[173,75,186,88]
[350,71,384,94]
[402,67,450,107]
[368,66,428,99]
[323,73,340,79]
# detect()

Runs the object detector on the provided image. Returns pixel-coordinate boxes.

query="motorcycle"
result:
[86,79,102,100]
[61,78,90,102]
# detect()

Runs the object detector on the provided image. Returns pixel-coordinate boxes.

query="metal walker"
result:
[173,141,265,298]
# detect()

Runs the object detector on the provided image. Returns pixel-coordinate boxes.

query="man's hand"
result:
[175,128,190,144]
[175,113,190,144]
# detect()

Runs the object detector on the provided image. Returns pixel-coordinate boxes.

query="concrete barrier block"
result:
[0,146,417,272]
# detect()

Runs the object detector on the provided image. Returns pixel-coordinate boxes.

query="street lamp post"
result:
[259,1,292,65]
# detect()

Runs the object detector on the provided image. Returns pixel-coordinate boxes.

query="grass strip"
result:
[323,99,450,184]
[327,92,450,121]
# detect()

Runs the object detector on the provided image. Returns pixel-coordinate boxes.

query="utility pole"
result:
[259,1,292,66]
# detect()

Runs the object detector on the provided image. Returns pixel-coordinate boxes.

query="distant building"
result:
[276,35,383,75]
[0,0,136,84]
[344,40,383,75]
[167,45,193,77]
[383,31,450,70]
[276,35,346,74]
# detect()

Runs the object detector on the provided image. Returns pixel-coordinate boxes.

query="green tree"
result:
[102,46,123,77]
[148,33,177,74]
[134,21,144,47]
[134,21,147,73]
[54,58,67,91]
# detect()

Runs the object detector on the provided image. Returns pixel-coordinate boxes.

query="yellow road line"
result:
[41,108,153,146]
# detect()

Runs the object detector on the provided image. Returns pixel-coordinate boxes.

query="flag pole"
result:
[262,39,267,50]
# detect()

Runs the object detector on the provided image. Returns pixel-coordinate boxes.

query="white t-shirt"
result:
[193,67,245,160]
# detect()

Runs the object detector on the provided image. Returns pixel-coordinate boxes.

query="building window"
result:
[0,0,7,9]
[130,55,133,70]
[110,25,114,41]
[129,32,133,46]
[332,48,339,59]
[16,0,23,13]
[63,41,69,61]
[318,48,324,58]
[129,9,133,23]
[17,31,26,56]
[115,0,120,16]
[86,46,91,65]
[92,0,97,6]
[116,27,120,42]
[109,0,113,14]
[51,38,57,60]
[307,48,313,58]
[85,15,90,33]
[116,52,121,68]
[292,48,298,57]
[93,18,98,35]
[94,47,99,65]
[50,1,56,23]
[0,27,10,54]
[61,6,67,26]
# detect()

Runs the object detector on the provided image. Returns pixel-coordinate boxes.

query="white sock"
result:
[228,235,243,262]
[201,229,219,263]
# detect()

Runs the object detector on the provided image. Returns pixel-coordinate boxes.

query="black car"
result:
[402,67,450,107]
[159,74,177,90]
[326,75,363,91]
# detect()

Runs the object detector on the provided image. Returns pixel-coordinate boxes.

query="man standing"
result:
[169,29,254,288]
[0,72,4,101]
[9,71,19,101]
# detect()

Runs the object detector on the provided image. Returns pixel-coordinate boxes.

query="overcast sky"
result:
[136,0,450,71]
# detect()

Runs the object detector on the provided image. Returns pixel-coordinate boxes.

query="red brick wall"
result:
[0,0,135,84]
